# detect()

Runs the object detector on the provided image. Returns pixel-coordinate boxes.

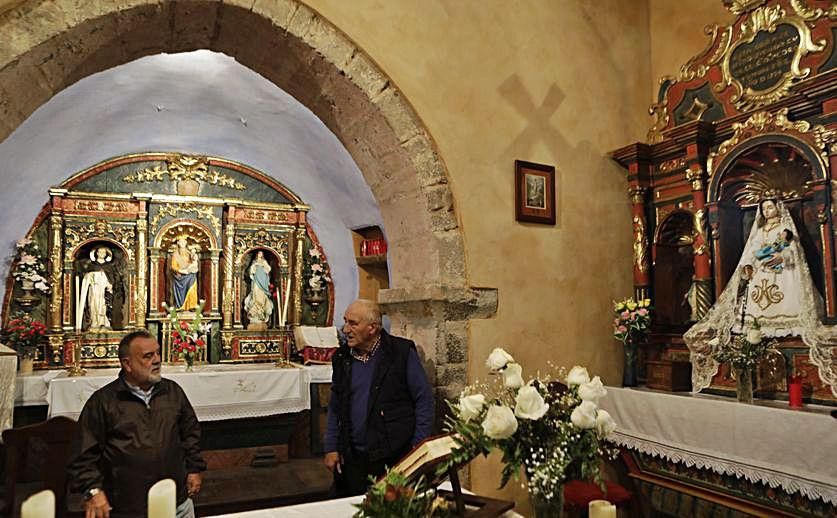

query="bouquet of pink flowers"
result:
[612,298,652,344]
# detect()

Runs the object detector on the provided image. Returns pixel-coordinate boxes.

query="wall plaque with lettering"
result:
[729,23,800,92]
[716,4,827,111]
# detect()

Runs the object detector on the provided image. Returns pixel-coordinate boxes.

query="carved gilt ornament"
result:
[150,202,222,236]
[724,0,768,15]
[234,228,290,269]
[632,216,649,274]
[123,154,246,191]
[64,219,136,263]
[709,108,835,176]
[716,4,826,111]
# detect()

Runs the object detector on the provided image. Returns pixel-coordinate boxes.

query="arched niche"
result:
[707,139,824,298]
[653,210,696,329]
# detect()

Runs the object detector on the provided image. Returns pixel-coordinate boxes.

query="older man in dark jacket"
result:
[68,330,206,518]
[323,299,434,497]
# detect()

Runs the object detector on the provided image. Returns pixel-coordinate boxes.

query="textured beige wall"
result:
[648,0,734,99]
[305,0,647,503]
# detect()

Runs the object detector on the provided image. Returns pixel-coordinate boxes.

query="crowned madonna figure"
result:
[169,236,200,311]
[684,197,837,396]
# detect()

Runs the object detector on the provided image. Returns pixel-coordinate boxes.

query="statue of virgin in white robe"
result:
[684,198,837,396]
[78,246,113,331]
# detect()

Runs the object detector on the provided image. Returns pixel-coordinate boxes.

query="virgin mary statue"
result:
[684,198,837,396]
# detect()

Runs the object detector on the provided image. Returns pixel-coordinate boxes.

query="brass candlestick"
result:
[274,327,295,369]
[66,334,86,377]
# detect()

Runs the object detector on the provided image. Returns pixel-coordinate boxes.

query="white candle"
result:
[21,489,54,518]
[147,479,176,518]
[273,288,285,326]
[281,277,291,326]
[74,275,81,333]
[589,499,616,518]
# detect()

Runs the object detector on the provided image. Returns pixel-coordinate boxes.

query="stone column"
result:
[378,286,498,422]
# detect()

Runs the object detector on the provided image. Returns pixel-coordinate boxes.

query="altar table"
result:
[599,386,837,505]
[26,364,325,422]
[208,482,523,518]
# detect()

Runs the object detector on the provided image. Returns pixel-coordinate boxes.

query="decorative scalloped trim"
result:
[609,431,837,504]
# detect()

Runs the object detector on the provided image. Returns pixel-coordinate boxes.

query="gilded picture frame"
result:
[515,160,556,225]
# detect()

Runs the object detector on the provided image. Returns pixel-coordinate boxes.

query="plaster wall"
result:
[303,0,649,500]
[648,0,734,99]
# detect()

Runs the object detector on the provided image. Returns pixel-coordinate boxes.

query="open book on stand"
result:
[390,434,458,484]
[388,434,515,517]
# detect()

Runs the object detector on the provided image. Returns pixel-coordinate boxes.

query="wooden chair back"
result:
[2,416,78,518]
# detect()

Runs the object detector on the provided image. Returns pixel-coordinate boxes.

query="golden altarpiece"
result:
[611,0,837,404]
[3,152,334,369]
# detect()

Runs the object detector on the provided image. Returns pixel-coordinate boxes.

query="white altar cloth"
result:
[599,387,837,504]
[208,482,522,518]
[45,364,312,421]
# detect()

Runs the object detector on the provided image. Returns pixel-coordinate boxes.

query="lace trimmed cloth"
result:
[684,199,837,396]
[600,387,837,505]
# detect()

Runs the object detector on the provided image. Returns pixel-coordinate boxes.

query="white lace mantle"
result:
[609,430,837,505]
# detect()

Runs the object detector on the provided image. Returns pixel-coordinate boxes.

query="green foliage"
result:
[353,471,453,518]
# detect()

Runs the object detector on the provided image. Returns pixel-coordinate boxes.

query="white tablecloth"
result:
[208,482,522,518]
[44,364,315,421]
[599,387,837,504]
[0,347,17,439]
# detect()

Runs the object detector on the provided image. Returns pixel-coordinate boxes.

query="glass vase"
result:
[184,352,194,372]
[622,339,638,387]
[733,366,753,403]
[530,485,564,518]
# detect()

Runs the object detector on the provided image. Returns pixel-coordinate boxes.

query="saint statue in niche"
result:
[169,235,200,311]
[77,245,125,331]
[685,197,837,395]
[244,250,274,327]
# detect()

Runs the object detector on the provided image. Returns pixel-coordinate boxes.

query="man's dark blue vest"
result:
[332,330,416,462]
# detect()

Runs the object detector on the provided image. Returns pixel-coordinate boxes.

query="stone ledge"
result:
[379,285,498,322]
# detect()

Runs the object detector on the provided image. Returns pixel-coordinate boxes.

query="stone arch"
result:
[0,0,497,399]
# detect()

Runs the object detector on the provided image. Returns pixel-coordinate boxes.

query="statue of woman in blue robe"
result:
[244,250,273,325]
[170,236,199,311]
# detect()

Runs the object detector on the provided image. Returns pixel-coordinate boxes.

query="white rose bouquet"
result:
[11,237,50,294]
[442,348,618,503]
[304,245,331,294]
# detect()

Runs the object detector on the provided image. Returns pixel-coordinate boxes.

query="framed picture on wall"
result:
[514,160,555,225]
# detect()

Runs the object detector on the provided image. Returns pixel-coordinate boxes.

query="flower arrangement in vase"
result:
[442,348,618,517]
[612,297,652,386]
[710,321,774,403]
[352,470,453,518]
[2,313,47,372]
[11,237,50,311]
[163,300,207,370]
[304,246,331,297]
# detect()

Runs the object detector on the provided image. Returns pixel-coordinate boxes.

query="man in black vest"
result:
[323,299,434,497]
